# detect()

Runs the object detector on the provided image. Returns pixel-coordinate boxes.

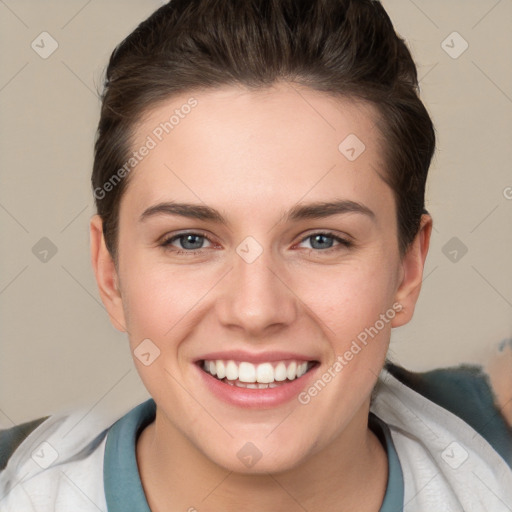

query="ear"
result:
[90,214,128,332]
[392,213,432,327]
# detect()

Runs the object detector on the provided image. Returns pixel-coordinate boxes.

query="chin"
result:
[195,432,315,475]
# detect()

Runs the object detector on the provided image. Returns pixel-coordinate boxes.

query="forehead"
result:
[121,83,392,223]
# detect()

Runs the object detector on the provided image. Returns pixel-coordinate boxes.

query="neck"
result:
[136,403,388,512]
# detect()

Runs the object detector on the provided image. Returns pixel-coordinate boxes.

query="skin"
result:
[90,82,432,511]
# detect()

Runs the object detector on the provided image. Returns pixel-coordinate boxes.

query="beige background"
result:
[0,0,511,426]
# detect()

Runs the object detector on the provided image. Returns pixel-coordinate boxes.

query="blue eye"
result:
[160,232,213,251]
[298,232,351,252]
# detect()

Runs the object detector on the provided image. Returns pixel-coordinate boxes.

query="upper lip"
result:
[195,350,318,364]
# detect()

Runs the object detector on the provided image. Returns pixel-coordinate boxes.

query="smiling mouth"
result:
[199,359,318,389]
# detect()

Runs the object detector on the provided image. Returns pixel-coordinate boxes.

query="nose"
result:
[215,241,298,337]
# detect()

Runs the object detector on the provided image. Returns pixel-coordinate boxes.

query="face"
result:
[91,82,429,473]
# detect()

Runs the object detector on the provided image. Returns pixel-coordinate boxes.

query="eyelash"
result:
[159,231,352,255]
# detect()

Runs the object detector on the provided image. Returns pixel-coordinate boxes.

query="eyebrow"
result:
[138,199,376,225]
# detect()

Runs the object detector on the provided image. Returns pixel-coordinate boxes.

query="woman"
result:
[1,1,511,510]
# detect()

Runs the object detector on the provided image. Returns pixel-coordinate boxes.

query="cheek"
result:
[118,261,212,398]
[122,267,200,337]
[299,257,399,342]
[119,244,221,349]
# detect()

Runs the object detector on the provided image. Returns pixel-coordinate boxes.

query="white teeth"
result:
[286,361,297,380]
[238,362,256,383]
[233,381,269,389]
[216,360,226,379]
[274,362,287,381]
[256,362,274,383]
[297,362,308,377]
[201,358,313,384]
[235,381,258,388]
[225,360,238,380]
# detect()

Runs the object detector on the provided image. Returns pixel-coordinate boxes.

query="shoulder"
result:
[0,402,146,511]
[383,356,512,467]
[0,416,49,470]
[0,405,110,478]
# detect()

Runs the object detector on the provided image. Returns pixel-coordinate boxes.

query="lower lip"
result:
[195,363,319,409]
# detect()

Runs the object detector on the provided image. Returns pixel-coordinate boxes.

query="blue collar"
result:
[103,399,404,511]
[369,411,404,511]
[104,399,155,512]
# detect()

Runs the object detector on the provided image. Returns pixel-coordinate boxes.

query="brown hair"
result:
[92,0,436,266]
